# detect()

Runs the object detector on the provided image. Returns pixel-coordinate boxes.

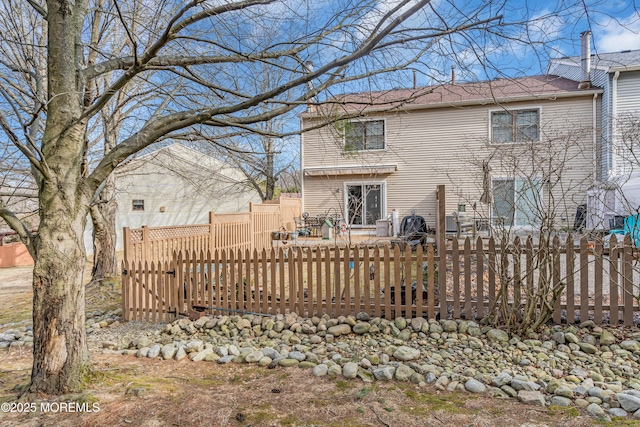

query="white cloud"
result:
[596,13,640,52]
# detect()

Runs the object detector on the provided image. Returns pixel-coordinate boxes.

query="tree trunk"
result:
[29,0,91,394]
[30,186,91,394]
[90,172,118,283]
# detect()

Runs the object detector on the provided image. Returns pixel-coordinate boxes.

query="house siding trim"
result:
[304,164,397,176]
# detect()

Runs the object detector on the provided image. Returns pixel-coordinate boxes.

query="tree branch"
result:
[0,200,34,254]
[25,0,47,18]
[0,109,48,179]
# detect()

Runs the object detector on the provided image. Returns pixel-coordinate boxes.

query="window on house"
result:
[347,184,383,226]
[345,120,385,151]
[132,199,145,211]
[492,178,541,226]
[491,109,539,143]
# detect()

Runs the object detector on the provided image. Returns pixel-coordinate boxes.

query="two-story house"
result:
[549,31,640,229]
[300,75,601,234]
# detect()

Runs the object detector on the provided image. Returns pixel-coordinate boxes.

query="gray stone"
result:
[288,351,306,361]
[442,320,458,333]
[279,358,299,367]
[186,340,204,353]
[356,312,370,321]
[373,366,395,381]
[600,330,617,345]
[343,362,358,379]
[588,387,604,399]
[313,364,328,377]
[492,372,513,387]
[217,355,235,364]
[328,365,342,377]
[501,385,518,398]
[465,379,486,394]
[511,379,540,391]
[193,316,210,328]
[136,347,150,358]
[621,340,640,352]
[393,346,421,361]
[161,344,177,360]
[551,332,566,344]
[190,348,213,362]
[245,351,264,363]
[353,323,371,334]
[147,344,161,358]
[174,346,187,361]
[429,323,443,334]
[587,403,605,417]
[261,347,280,359]
[554,385,573,399]
[579,342,598,354]
[394,364,415,382]
[486,329,509,342]
[327,324,351,336]
[608,408,628,417]
[617,393,640,412]
[518,390,546,406]
[395,317,407,330]
[564,332,579,343]
[258,357,272,366]
[550,396,572,407]
[411,317,427,331]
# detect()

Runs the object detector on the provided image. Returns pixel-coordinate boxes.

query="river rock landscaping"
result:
[25,311,631,423]
[2,306,640,423]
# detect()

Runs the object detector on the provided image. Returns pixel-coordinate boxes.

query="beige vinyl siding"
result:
[302,96,596,228]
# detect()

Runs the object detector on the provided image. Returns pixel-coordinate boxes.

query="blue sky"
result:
[571,1,640,54]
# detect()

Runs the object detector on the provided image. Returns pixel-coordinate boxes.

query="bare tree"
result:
[445,116,595,332]
[0,0,524,394]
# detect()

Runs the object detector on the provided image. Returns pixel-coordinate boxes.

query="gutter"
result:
[300,115,305,214]
[609,64,640,73]
[593,93,598,183]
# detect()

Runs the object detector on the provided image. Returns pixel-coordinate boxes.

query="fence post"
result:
[123,227,132,262]
[249,203,256,250]
[436,185,446,254]
[209,212,215,253]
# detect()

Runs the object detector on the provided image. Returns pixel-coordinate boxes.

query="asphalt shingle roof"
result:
[555,49,640,70]
[306,75,600,115]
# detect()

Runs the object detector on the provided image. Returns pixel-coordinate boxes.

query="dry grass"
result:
[0,351,612,427]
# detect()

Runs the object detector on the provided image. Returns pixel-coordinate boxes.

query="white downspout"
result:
[593,93,598,184]
[611,70,620,177]
[299,116,305,214]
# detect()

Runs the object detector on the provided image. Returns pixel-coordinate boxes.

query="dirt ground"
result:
[0,264,633,427]
[0,351,606,427]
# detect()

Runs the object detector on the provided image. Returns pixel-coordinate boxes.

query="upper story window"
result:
[345,120,385,151]
[491,109,539,143]
[132,199,145,211]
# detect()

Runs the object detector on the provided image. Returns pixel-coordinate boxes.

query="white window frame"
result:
[489,107,541,144]
[343,118,387,152]
[343,181,386,228]
[491,177,542,229]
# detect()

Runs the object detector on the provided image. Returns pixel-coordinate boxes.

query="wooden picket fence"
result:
[123,196,300,263]
[121,234,640,325]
